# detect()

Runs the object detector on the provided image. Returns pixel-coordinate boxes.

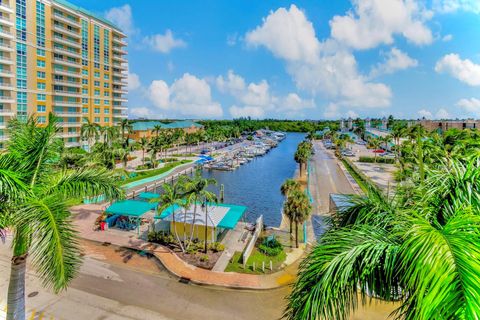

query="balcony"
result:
[113,105,128,110]
[0,82,13,90]
[53,46,81,59]
[58,131,80,138]
[59,122,82,128]
[53,24,80,39]
[112,37,127,46]
[112,79,128,86]
[0,108,14,116]
[112,46,127,55]
[0,56,12,65]
[53,57,80,69]
[52,100,80,107]
[54,111,81,117]
[112,55,127,63]
[53,79,81,88]
[0,42,13,52]
[53,68,81,78]
[52,12,80,28]
[113,114,128,119]
[0,3,13,14]
[54,90,80,98]
[52,35,81,49]
[0,15,13,27]
[112,87,128,94]
[112,63,128,71]
[0,29,13,40]
[0,95,14,103]
[65,141,81,147]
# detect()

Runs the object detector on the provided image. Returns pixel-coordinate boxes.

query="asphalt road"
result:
[310,141,354,214]
[0,239,288,320]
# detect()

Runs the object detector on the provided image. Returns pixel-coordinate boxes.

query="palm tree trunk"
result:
[7,254,27,320]
[295,222,299,248]
[172,211,184,252]
[142,149,145,166]
[204,203,208,253]
[289,219,293,236]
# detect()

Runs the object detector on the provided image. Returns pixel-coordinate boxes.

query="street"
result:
[0,239,288,320]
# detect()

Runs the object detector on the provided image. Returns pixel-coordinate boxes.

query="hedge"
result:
[358,156,395,164]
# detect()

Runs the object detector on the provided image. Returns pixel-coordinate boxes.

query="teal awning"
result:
[138,192,160,200]
[154,203,181,219]
[217,204,247,229]
[106,200,157,217]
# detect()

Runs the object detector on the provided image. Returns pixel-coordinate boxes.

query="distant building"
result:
[131,120,204,140]
[365,117,371,128]
[381,117,388,130]
[417,118,480,132]
[347,117,353,130]
[340,118,345,130]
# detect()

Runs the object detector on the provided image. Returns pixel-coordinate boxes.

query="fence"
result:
[126,165,197,199]
[242,215,263,267]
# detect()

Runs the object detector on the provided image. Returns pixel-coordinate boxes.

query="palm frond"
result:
[15,195,82,293]
[397,211,480,320]
[285,225,401,320]
[40,168,124,201]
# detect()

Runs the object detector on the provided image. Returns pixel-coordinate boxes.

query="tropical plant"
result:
[80,119,99,152]
[285,159,480,320]
[0,115,123,320]
[119,119,133,141]
[281,178,301,235]
[283,190,312,247]
[138,137,149,166]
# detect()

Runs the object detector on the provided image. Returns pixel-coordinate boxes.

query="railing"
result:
[242,215,263,267]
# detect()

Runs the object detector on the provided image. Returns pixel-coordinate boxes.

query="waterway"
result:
[201,132,305,228]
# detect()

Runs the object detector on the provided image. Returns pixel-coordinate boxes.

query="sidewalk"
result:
[72,204,301,290]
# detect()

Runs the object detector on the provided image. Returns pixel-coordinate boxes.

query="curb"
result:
[81,237,299,291]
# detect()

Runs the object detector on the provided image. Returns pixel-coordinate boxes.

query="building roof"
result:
[53,0,125,33]
[132,120,204,132]
[105,200,157,217]
[156,202,246,230]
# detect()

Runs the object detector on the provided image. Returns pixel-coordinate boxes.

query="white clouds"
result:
[436,108,451,119]
[442,34,453,42]
[216,70,314,118]
[330,0,433,50]
[433,0,480,14]
[245,5,392,110]
[129,107,164,119]
[245,5,320,64]
[226,33,239,46]
[143,30,187,54]
[147,74,223,118]
[417,108,451,119]
[435,53,480,86]
[106,5,136,36]
[370,47,418,77]
[418,109,433,119]
[127,72,141,91]
[456,98,480,116]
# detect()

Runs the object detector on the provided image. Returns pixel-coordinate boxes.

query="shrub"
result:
[147,231,176,245]
[208,242,225,252]
[358,156,395,164]
[161,157,178,163]
[258,237,283,256]
[200,254,209,262]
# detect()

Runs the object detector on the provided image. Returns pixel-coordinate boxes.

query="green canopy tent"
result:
[105,200,158,234]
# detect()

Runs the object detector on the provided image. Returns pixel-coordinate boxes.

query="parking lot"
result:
[323,139,397,192]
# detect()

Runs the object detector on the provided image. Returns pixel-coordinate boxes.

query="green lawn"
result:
[121,160,192,185]
[224,248,287,274]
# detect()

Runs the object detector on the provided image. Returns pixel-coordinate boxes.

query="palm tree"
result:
[119,119,133,141]
[80,119,99,152]
[294,141,312,178]
[182,172,217,251]
[285,159,480,320]
[369,137,381,162]
[284,190,311,248]
[281,179,301,236]
[153,124,163,138]
[0,115,123,320]
[138,137,149,166]
[152,179,187,252]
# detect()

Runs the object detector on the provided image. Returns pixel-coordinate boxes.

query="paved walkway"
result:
[212,222,249,272]
[72,204,301,290]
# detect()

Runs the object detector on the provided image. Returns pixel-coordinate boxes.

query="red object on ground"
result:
[372,149,385,153]
[100,222,106,231]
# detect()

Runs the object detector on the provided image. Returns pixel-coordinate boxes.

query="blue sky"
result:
[73,0,480,120]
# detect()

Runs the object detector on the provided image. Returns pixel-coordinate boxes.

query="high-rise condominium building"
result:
[0,0,128,148]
